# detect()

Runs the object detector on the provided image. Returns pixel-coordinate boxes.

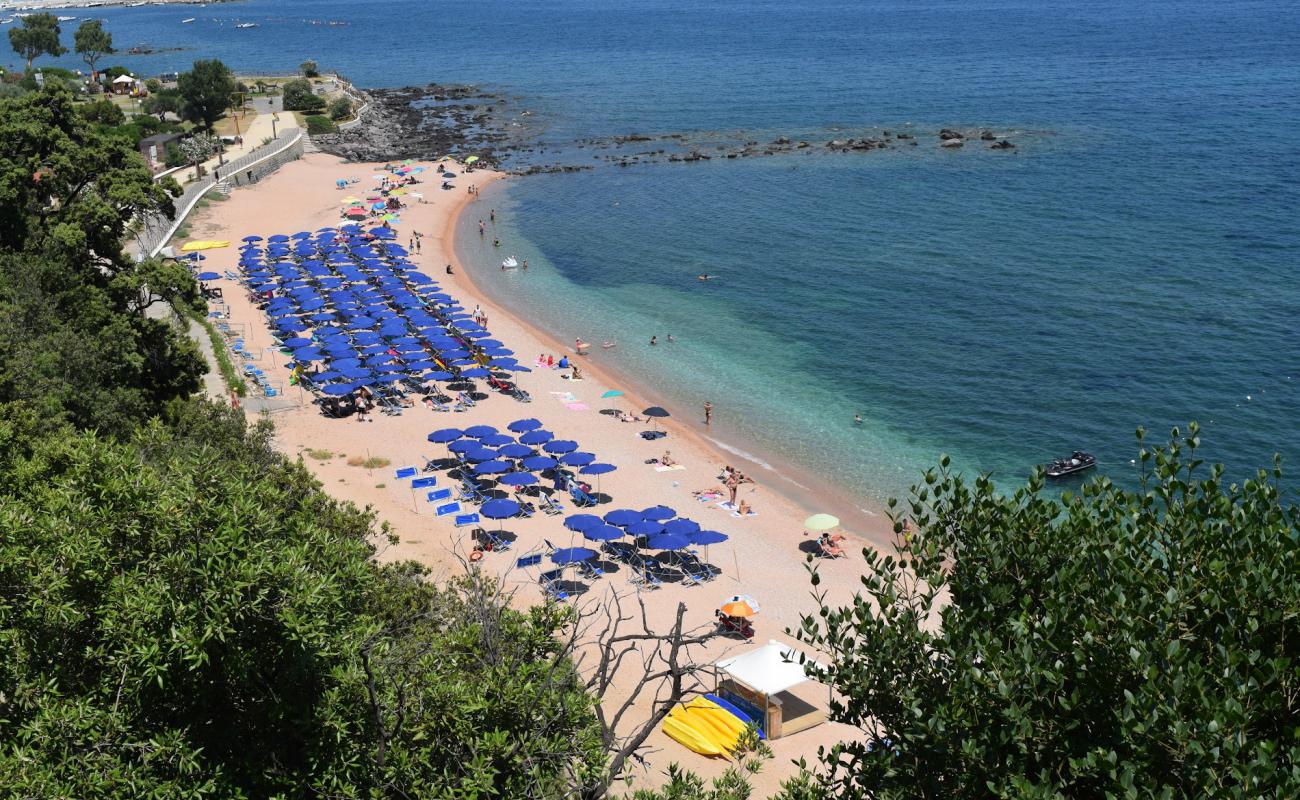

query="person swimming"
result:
[698,274,715,281]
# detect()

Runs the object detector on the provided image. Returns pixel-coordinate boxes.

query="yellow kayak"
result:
[662,697,747,757]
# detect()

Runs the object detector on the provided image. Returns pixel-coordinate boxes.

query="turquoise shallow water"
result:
[58,0,1300,502]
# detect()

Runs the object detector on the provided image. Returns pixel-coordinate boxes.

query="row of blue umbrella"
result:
[236,225,527,398]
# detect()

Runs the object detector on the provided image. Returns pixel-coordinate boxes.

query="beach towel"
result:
[717,501,737,511]
[565,402,589,411]
[731,511,758,518]
[654,464,686,472]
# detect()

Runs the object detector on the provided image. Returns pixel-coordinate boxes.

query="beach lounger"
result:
[578,560,605,580]
[569,486,597,507]
[511,386,532,403]
[426,488,453,504]
[457,391,477,408]
[516,554,543,570]
[454,512,481,528]
[539,569,569,602]
[482,529,512,552]
[435,501,462,517]
[539,493,564,515]
[628,557,663,590]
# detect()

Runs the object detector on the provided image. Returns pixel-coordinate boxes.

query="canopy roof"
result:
[113,74,137,84]
[715,640,823,696]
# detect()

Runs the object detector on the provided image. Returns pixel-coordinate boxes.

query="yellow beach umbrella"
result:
[465,155,480,164]
[181,240,229,252]
[340,195,360,204]
[719,595,760,618]
[388,188,407,196]
[803,513,840,532]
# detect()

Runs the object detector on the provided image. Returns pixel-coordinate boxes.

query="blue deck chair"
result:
[539,568,569,602]
[516,553,544,569]
[569,486,597,507]
[454,512,481,528]
[435,501,461,517]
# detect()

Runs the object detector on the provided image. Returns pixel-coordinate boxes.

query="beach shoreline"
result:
[444,180,899,549]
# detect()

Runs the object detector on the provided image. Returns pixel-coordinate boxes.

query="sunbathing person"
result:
[819,532,845,558]
[737,498,753,516]
[659,451,677,467]
[693,486,725,498]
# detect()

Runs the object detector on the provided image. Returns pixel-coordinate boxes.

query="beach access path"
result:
[180,152,885,793]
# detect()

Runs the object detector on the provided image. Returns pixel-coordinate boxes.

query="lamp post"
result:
[271,112,279,139]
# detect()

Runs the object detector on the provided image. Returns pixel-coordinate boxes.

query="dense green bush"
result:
[281,77,325,111]
[305,113,336,134]
[792,426,1300,799]
[328,95,352,120]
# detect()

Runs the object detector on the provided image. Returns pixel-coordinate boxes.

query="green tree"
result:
[177,59,234,132]
[0,400,604,797]
[300,59,319,78]
[0,85,199,436]
[79,97,125,125]
[791,426,1300,798]
[73,19,114,81]
[141,88,181,120]
[8,13,66,70]
[328,95,352,120]
[281,77,325,111]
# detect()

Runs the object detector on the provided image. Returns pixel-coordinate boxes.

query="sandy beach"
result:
[183,152,882,791]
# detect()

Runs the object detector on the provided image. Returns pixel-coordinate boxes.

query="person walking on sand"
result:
[703,401,713,425]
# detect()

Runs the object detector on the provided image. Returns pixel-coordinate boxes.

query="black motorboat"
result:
[1044,450,1096,478]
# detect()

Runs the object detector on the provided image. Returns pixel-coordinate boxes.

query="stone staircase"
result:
[300,133,321,154]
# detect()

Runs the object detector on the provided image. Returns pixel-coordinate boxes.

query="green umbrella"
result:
[803,513,840,532]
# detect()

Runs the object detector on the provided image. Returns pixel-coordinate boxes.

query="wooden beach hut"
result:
[714,640,829,739]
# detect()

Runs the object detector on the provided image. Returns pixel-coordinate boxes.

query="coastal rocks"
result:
[980,130,997,141]
[938,128,963,141]
[990,139,1016,150]
[313,84,519,166]
[940,138,964,148]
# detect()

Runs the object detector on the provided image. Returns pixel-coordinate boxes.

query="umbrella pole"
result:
[732,543,741,583]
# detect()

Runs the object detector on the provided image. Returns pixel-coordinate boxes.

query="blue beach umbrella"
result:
[603,509,643,527]
[582,524,624,542]
[543,440,579,454]
[197,271,221,280]
[480,498,521,534]
[474,460,513,475]
[551,547,597,565]
[448,439,480,454]
[507,418,543,432]
[564,514,603,532]
[647,533,690,551]
[522,455,558,471]
[428,428,463,443]
[322,383,357,396]
[282,336,313,348]
[663,518,701,536]
[460,367,491,379]
[463,448,499,463]
[627,520,664,537]
[465,425,498,439]
[497,471,539,487]
[519,430,554,445]
[480,433,515,447]
[689,530,729,546]
[560,452,596,467]
[497,443,533,459]
[641,505,676,521]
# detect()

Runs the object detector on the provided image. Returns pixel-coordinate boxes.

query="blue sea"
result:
[47,0,1300,506]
